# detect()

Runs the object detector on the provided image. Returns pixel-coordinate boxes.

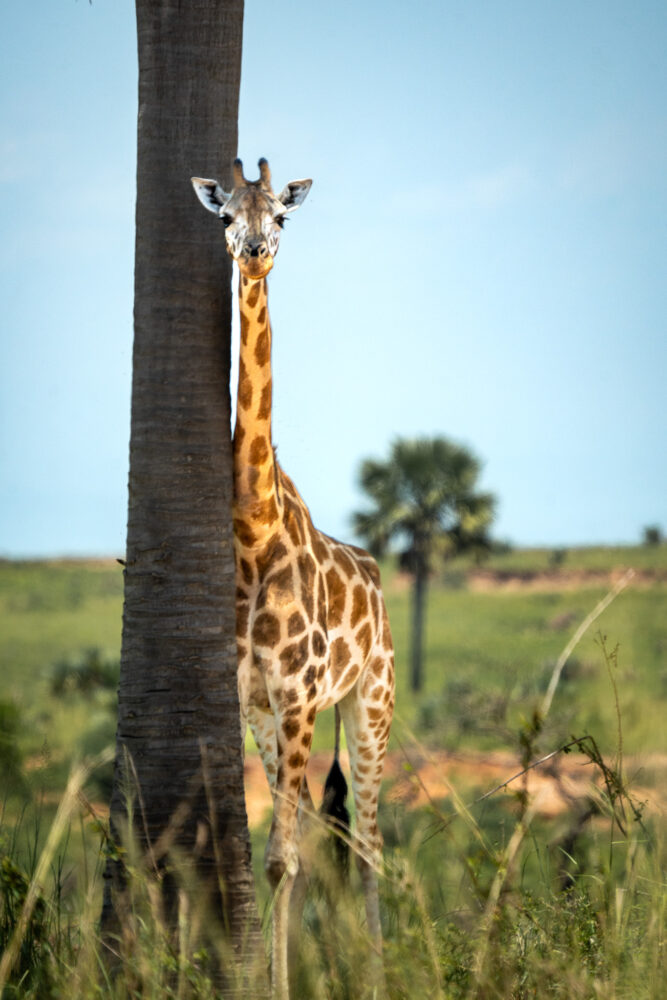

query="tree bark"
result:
[102,1,263,991]
[410,561,427,693]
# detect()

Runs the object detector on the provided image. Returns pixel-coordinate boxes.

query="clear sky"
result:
[1,1,665,557]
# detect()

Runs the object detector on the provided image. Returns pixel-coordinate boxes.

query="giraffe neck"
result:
[233,274,282,547]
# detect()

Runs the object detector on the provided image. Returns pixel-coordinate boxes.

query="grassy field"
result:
[1,547,666,997]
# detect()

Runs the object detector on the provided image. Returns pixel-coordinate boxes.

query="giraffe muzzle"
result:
[239,242,274,278]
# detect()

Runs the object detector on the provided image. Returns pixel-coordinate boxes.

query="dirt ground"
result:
[243,746,667,828]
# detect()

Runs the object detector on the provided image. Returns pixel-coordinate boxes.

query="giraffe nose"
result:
[244,239,269,259]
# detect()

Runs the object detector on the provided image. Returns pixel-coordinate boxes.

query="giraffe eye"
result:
[220,212,233,226]
[274,215,286,229]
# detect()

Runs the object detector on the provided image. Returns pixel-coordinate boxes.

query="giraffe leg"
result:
[338,665,393,990]
[262,695,315,1000]
[287,777,316,974]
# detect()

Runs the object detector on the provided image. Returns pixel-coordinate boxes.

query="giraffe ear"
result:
[191,177,231,214]
[277,178,312,213]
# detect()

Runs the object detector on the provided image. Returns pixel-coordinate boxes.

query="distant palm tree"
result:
[354,437,496,692]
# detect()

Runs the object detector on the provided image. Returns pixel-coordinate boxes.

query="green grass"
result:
[1,550,666,995]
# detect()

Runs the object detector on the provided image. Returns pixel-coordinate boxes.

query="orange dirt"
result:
[244,748,667,828]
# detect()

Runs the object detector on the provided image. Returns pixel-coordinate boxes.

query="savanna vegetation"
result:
[1,547,666,997]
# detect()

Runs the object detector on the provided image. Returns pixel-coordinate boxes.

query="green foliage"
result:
[353,436,496,570]
[643,524,663,546]
[0,702,27,799]
[49,648,119,697]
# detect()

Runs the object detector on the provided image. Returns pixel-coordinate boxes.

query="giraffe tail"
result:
[320,704,350,876]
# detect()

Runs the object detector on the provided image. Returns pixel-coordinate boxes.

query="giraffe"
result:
[191,159,394,1000]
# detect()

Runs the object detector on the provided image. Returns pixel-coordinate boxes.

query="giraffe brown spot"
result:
[238,358,253,410]
[288,752,305,768]
[350,583,369,629]
[306,706,316,725]
[257,381,272,420]
[233,424,245,451]
[306,684,316,701]
[307,520,329,563]
[290,775,302,789]
[382,607,393,650]
[257,496,279,525]
[234,518,256,547]
[370,589,379,623]
[249,436,269,466]
[257,305,266,325]
[252,611,281,647]
[279,634,309,676]
[326,567,347,628]
[236,585,248,602]
[285,507,303,547]
[301,731,312,749]
[235,603,249,637]
[247,280,261,308]
[370,656,384,678]
[304,665,316,686]
[333,546,355,578]
[355,622,373,660]
[312,629,326,658]
[254,327,270,367]
[256,539,288,578]
[284,688,298,705]
[316,664,325,679]
[242,275,249,288]
[346,664,360,686]
[239,558,253,586]
[263,564,293,606]
[240,311,250,345]
[287,611,306,637]
[316,574,327,630]
[236,641,246,661]
[282,718,299,740]
[297,553,317,621]
[330,637,351,682]
[358,789,372,800]
[367,707,383,721]
[370,685,383,701]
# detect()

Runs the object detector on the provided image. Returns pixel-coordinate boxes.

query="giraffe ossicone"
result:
[191,158,394,1000]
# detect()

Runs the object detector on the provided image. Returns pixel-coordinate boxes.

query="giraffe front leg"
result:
[265,693,316,1000]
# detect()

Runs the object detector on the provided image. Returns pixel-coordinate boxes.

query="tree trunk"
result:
[410,561,427,692]
[102,1,263,992]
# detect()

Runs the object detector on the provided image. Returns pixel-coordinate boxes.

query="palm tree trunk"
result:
[102,1,263,991]
[410,561,428,692]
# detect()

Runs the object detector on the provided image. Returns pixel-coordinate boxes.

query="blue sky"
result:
[1,0,665,557]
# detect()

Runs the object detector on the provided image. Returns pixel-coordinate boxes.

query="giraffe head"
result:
[191,158,312,280]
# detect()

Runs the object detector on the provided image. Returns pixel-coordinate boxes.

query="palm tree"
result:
[102,2,263,990]
[354,437,496,692]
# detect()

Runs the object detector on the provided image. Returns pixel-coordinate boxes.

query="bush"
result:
[49,648,119,698]
[0,700,27,798]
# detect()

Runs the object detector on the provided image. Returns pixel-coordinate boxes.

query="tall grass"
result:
[2,574,664,997]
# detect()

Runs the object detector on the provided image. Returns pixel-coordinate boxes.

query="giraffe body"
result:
[192,161,394,1000]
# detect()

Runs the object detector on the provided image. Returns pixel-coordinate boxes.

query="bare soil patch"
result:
[244,748,667,828]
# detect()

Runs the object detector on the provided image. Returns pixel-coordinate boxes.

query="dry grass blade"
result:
[540,568,634,718]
